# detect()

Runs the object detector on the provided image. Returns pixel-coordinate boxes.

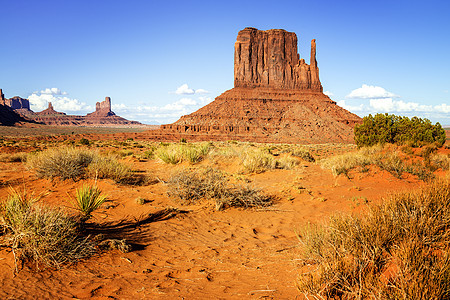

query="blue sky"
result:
[1,0,449,124]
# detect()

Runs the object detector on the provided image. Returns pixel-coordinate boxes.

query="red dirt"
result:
[0,140,443,299]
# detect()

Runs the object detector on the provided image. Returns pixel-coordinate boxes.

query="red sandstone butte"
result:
[144,27,361,144]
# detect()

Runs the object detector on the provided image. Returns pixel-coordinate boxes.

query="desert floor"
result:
[0,127,449,299]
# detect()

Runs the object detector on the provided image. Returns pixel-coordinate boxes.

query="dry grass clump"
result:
[167,167,227,203]
[274,155,300,170]
[431,153,450,171]
[319,145,382,177]
[240,149,275,173]
[319,144,438,180]
[291,147,315,162]
[27,147,94,180]
[156,143,210,164]
[26,147,147,184]
[297,179,450,299]
[86,154,131,181]
[0,189,96,269]
[0,152,28,163]
[167,167,272,209]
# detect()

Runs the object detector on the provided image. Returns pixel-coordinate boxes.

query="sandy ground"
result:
[0,136,448,299]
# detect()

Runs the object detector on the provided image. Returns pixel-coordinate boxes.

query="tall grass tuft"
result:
[72,184,107,221]
[155,143,210,164]
[1,189,95,269]
[297,179,450,299]
[27,147,94,180]
[240,149,275,173]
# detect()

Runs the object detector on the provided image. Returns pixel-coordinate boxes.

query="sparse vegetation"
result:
[155,142,210,164]
[0,189,96,269]
[167,167,272,209]
[297,179,450,299]
[319,144,439,180]
[72,184,107,221]
[27,147,94,181]
[26,146,149,184]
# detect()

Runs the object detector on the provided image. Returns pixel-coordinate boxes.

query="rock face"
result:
[151,27,361,144]
[0,95,30,110]
[234,28,322,92]
[87,97,116,117]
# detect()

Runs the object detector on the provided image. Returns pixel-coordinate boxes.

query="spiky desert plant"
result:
[72,184,107,221]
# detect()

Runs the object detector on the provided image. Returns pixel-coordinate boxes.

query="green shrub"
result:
[72,184,107,221]
[79,138,90,145]
[354,113,446,148]
[297,179,450,299]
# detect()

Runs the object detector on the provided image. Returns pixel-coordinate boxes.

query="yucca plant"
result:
[72,184,107,221]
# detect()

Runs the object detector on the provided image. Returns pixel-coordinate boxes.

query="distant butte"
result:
[0,91,141,127]
[142,27,361,144]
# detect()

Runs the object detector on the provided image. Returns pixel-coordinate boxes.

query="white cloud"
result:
[337,84,450,124]
[195,88,209,94]
[39,87,67,95]
[173,84,209,95]
[174,84,195,95]
[28,89,91,113]
[346,84,398,99]
[324,90,334,97]
[336,100,365,112]
[111,95,216,124]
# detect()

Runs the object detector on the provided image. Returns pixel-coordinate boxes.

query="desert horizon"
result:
[1,1,450,299]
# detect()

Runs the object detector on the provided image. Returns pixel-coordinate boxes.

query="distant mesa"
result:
[145,27,361,144]
[0,90,140,127]
[0,89,30,125]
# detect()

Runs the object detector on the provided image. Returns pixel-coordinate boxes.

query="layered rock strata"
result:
[234,28,322,92]
[151,27,361,144]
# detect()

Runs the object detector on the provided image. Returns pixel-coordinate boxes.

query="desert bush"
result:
[297,179,450,299]
[240,149,275,173]
[167,167,272,209]
[27,147,94,180]
[0,152,28,163]
[1,190,95,269]
[86,154,131,181]
[319,145,381,177]
[167,167,227,203]
[72,184,107,221]
[354,113,446,148]
[156,143,210,164]
[27,147,142,183]
[431,153,450,170]
[274,155,300,170]
[79,138,90,145]
[291,147,315,162]
[221,185,272,208]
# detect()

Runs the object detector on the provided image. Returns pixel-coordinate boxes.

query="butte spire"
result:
[151,27,361,144]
